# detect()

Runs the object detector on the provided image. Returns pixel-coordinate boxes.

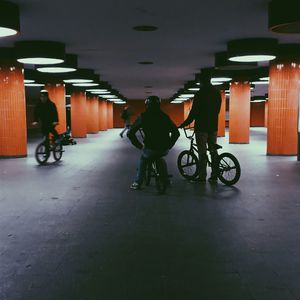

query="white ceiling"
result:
[1,0,299,99]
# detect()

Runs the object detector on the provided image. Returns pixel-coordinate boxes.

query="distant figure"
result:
[179,71,221,182]
[32,90,59,149]
[127,96,180,190]
[119,106,131,138]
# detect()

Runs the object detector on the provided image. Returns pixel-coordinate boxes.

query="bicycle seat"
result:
[209,144,223,151]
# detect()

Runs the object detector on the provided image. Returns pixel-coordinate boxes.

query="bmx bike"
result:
[177,128,241,186]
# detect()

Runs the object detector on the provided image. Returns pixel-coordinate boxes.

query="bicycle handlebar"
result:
[181,127,195,139]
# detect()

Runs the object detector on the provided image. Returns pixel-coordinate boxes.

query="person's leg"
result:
[49,126,59,142]
[207,132,218,180]
[131,148,152,189]
[195,132,208,181]
[119,125,127,138]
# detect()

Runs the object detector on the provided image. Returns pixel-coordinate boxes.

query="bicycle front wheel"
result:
[177,150,199,180]
[53,144,63,161]
[35,143,50,165]
[145,162,152,186]
[217,152,241,186]
[155,161,167,194]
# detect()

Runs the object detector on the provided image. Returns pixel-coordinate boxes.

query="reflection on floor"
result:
[1,128,300,300]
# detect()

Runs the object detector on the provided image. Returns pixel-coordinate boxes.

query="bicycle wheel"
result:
[35,143,50,165]
[217,152,241,186]
[145,162,152,186]
[177,150,199,180]
[155,161,167,194]
[53,144,63,161]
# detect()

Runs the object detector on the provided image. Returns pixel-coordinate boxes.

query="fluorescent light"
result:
[188,88,200,91]
[86,89,108,92]
[90,91,110,95]
[101,95,117,98]
[211,77,232,82]
[17,58,64,65]
[260,77,270,81]
[171,100,183,104]
[24,79,35,83]
[211,82,223,86]
[72,83,99,87]
[64,79,93,83]
[179,94,194,98]
[25,83,44,87]
[37,67,76,73]
[251,81,269,85]
[229,55,276,62]
[0,27,18,37]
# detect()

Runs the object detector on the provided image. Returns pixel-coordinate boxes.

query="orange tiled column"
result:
[229,81,251,144]
[267,61,300,155]
[71,90,87,138]
[87,95,99,134]
[0,59,27,157]
[264,101,268,128]
[99,100,108,131]
[107,101,113,129]
[45,83,66,134]
[250,102,265,127]
[217,90,226,137]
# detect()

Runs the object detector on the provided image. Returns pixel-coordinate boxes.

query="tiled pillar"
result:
[45,83,66,134]
[0,58,27,157]
[71,90,87,138]
[107,101,113,129]
[99,100,108,131]
[267,61,300,155]
[264,101,268,128]
[217,90,226,137]
[229,81,251,144]
[87,95,99,134]
[250,102,265,127]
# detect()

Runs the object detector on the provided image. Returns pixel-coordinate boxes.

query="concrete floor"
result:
[0,128,300,300]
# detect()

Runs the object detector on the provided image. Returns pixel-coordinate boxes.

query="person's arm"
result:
[169,119,180,149]
[178,96,199,128]
[127,115,143,149]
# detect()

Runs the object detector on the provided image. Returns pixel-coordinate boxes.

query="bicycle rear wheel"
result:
[53,144,63,161]
[217,152,241,186]
[35,143,50,165]
[155,160,168,194]
[177,150,199,180]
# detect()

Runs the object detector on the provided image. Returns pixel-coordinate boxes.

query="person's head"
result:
[145,95,161,111]
[40,90,49,103]
[198,71,211,85]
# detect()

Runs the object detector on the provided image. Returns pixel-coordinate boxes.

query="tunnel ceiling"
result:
[1,0,299,99]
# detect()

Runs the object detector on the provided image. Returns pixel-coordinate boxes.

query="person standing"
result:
[119,105,131,138]
[32,90,59,149]
[179,71,221,182]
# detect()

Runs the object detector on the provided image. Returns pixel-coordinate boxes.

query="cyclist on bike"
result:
[127,96,180,190]
[179,70,221,182]
[32,90,59,150]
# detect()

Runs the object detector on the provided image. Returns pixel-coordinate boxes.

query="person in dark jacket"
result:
[127,96,180,190]
[179,72,221,182]
[32,90,59,148]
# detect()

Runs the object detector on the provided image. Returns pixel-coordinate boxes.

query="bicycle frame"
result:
[182,127,214,167]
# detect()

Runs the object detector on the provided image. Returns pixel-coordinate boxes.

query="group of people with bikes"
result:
[33,70,240,191]
[127,70,240,193]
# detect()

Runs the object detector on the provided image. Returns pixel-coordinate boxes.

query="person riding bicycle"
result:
[127,96,180,190]
[179,70,221,182]
[32,90,59,150]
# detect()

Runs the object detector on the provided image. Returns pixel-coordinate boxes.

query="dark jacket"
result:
[34,99,58,125]
[180,84,221,132]
[127,109,180,151]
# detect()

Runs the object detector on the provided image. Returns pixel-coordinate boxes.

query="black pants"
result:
[41,125,59,149]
